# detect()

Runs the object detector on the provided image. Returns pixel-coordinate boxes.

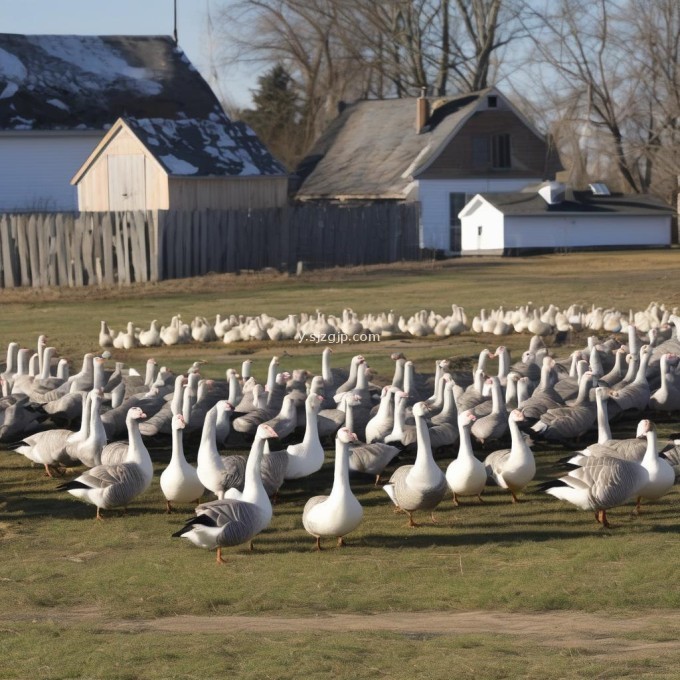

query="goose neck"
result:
[329,438,351,498]
[457,421,474,460]
[171,426,184,463]
[125,419,145,464]
[321,349,332,382]
[301,401,318,442]
[595,392,612,443]
[412,411,436,476]
[244,436,266,495]
[507,418,527,463]
[641,429,658,467]
[198,409,218,457]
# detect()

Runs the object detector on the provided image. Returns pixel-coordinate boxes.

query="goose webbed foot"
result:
[216,548,228,564]
[165,501,173,514]
[407,512,421,528]
[337,537,345,548]
[315,536,323,551]
[596,509,612,528]
[630,497,642,517]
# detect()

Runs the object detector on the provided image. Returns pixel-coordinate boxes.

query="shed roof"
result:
[0,33,224,131]
[295,90,490,199]
[125,116,286,177]
[472,191,674,217]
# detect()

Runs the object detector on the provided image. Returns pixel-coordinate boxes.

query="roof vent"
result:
[538,181,566,205]
[589,182,611,196]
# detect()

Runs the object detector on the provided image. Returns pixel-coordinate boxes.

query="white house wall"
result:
[417,178,540,250]
[503,215,671,249]
[460,212,671,253]
[0,133,102,211]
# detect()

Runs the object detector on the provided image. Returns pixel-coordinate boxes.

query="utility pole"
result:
[173,0,178,44]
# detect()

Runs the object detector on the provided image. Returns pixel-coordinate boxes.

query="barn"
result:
[0,33,286,212]
[459,183,674,255]
[71,116,288,211]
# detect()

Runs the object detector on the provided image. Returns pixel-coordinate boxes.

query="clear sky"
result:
[0,0,258,108]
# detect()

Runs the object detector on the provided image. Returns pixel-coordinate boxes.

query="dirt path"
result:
[10,607,680,659]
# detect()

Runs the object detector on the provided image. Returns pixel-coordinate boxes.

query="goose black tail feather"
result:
[535,479,568,493]
[56,480,90,491]
[172,514,217,538]
[5,440,29,450]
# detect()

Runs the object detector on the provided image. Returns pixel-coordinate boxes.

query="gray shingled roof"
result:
[125,116,286,177]
[0,34,227,130]
[477,191,674,216]
[295,91,486,199]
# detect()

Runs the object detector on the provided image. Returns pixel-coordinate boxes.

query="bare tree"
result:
[521,0,680,204]
[214,0,527,163]
[215,0,371,149]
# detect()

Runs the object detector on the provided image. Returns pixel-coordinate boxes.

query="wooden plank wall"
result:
[0,204,421,288]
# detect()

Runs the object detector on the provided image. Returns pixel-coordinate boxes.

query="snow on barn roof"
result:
[124,116,286,177]
[0,34,225,130]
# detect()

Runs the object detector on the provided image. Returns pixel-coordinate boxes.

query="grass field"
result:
[1,251,680,679]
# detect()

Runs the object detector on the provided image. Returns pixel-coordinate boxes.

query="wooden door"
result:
[108,155,146,210]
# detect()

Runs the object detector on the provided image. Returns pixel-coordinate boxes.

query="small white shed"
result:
[459,185,674,255]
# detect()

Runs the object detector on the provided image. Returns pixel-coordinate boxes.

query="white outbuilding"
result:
[459,183,674,255]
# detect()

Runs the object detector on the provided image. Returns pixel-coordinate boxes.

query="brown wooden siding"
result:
[167,176,289,210]
[419,110,562,180]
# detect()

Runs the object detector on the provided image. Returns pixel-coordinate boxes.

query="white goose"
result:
[283,393,324,480]
[633,420,675,515]
[223,423,278,543]
[345,392,400,485]
[196,402,246,499]
[648,353,680,412]
[383,402,448,526]
[68,388,107,468]
[445,411,486,505]
[57,407,152,519]
[302,428,364,550]
[484,409,536,503]
[173,424,278,563]
[160,414,204,512]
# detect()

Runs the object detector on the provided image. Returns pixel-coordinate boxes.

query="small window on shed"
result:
[477,225,483,236]
[487,95,498,108]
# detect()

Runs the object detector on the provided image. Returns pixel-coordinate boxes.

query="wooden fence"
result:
[0,204,420,288]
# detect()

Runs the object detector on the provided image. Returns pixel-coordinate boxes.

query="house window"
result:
[487,95,498,108]
[449,192,468,253]
[492,134,511,169]
[477,225,483,236]
[472,137,489,169]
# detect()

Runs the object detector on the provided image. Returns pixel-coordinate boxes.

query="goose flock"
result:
[97,300,676,348]
[2,305,680,563]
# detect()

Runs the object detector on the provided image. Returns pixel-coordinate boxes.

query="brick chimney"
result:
[416,87,429,133]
